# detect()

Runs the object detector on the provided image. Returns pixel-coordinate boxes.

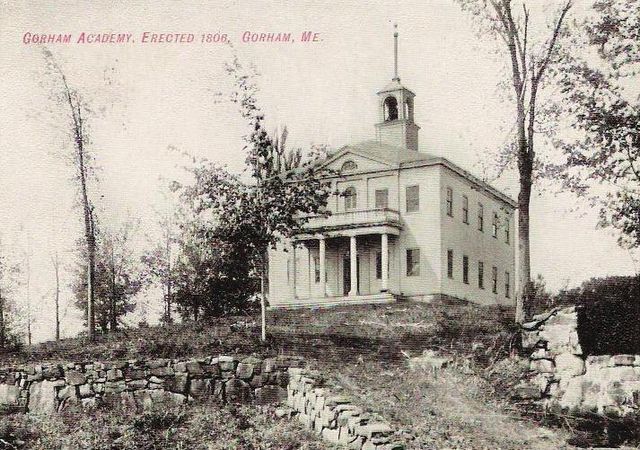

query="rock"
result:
[530,348,552,360]
[202,363,220,378]
[185,361,203,376]
[612,355,636,366]
[558,378,583,411]
[106,369,123,382]
[275,406,294,418]
[104,381,126,394]
[513,383,542,400]
[262,358,277,373]
[57,386,76,401]
[28,380,57,414]
[255,385,287,405]
[150,366,174,377]
[65,370,87,386]
[42,365,63,380]
[0,384,20,405]
[555,353,585,377]
[149,390,186,407]
[174,362,187,373]
[530,359,555,374]
[236,363,254,380]
[407,350,450,372]
[217,356,236,372]
[124,368,145,380]
[166,374,188,394]
[126,379,148,390]
[146,359,169,369]
[148,376,164,384]
[188,378,212,398]
[78,383,93,398]
[225,378,250,403]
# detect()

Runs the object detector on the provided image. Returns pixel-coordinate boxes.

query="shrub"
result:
[573,276,640,355]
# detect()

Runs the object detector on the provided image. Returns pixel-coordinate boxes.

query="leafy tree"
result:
[0,237,24,349]
[455,0,573,322]
[174,56,332,339]
[72,219,144,333]
[552,0,640,248]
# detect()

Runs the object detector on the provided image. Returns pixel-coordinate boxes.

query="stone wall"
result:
[285,367,404,450]
[0,355,302,414]
[517,306,640,416]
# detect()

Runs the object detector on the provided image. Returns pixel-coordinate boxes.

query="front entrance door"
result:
[342,255,360,295]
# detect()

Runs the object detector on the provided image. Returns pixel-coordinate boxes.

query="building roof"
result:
[327,140,517,208]
[377,79,415,95]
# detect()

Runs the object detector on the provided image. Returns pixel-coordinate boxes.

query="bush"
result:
[573,276,640,355]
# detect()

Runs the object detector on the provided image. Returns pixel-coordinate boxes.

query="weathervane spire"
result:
[393,23,399,81]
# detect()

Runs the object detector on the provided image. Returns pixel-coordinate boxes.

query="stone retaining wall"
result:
[285,367,404,450]
[517,306,640,416]
[0,355,302,414]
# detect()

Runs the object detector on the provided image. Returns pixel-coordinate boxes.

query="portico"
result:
[285,209,401,306]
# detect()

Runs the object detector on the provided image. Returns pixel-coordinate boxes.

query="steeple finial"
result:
[393,23,399,81]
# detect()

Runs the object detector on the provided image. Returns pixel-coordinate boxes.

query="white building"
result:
[268,31,516,309]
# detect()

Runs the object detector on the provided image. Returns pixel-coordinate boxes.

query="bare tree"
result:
[51,251,61,341]
[43,49,98,340]
[456,0,573,322]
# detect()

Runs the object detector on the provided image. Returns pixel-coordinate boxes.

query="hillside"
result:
[0,302,578,449]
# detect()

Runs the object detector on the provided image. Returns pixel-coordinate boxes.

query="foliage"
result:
[71,219,145,333]
[552,0,640,248]
[0,238,24,350]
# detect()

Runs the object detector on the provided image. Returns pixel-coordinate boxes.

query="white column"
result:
[319,237,326,297]
[381,233,389,292]
[349,235,358,296]
[292,243,297,298]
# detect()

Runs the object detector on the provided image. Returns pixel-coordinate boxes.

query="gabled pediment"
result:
[320,146,397,174]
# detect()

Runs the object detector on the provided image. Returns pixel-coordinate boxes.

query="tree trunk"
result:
[53,253,60,341]
[165,233,172,323]
[0,287,5,349]
[516,179,532,323]
[110,247,117,331]
[260,251,267,342]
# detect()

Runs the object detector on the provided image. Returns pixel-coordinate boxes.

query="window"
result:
[341,160,357,172]
[406,185,419,212]
[463,255,469,284]
[384,96,398,121]
[375,188,389,209]
[447,249,454,279]
[505,271,511,298]
[478,203,484,231]
[492,266,498,294]
[492,212,499,238]
[313,256,320,283]
[406,249,420,277]
[446,187,453,217]
[505,219,510,245]
[344,187,357,210]
[478,261,484,289]
[462,195,469,224]
[376,252,382,279]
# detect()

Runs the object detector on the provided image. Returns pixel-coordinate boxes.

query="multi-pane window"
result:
[478,203,484,231]
[344,187,357,210]
[375,188,389,209]
[406,249,420,277]
[447,249,454,279]
[462,255,469,284]
[376,252,382,279]
[492,266,498,294]
[478,261,484,289]
[313,256,320,283]
[462,195,469,224]
[505,271,511,298]
[446,187,453,217]
[406,185,419,212]
[505,219,510,245]
[492,212,498,238]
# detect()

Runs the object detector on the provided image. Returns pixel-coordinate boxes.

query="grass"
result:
[1,301,586,449]
[0,401,336,449]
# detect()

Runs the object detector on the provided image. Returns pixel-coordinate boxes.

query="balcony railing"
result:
[300,208,402,232]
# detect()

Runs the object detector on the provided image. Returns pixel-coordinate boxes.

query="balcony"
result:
[300,208,402,233]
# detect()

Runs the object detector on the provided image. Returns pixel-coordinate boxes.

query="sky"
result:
[0,0,637,343]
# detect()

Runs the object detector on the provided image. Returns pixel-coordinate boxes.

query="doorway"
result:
[342,254,360,295]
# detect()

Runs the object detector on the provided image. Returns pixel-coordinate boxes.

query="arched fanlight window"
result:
[384,96,398,121]
[344,186,357,210]
[341,160,357,172]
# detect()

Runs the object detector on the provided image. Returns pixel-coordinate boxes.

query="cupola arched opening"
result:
[404,97,414,122]
[383,96,398,121]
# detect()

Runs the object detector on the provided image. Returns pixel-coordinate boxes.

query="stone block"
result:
[42,365,63,380]
[217,356,236,372]
[262,358,277,373]
[65,370,87,386]
[150,366,174,377]
[166,374,188,394]
[127,379,148,390]
[521,331,542,349]
[124,368,145,380]
[28,380,57,414]
[106,369,123,382]
[189,378,212,398]
[57,386,76,401]
[555,353,585,377]
[558,378,583,411]
[321,427,340,444]
[0,384,20,405]
[78,383,93,398]
[150,390,186,407]
[147,359,169,369]
[225,378,250,403]
[104,381,126,394]
[513,383,541,400]
[185,361,203,376]
[202,363,221,378]
[612,355,636,366]
[255,385,287,405]
[530,359,554,374]
[236,363,254,380]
